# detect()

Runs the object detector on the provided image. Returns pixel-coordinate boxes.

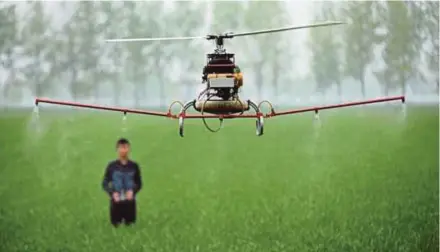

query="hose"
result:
[201,93,223,133]
[168,100,184,117]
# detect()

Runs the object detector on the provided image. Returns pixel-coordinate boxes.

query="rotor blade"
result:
[105,36,207,42]
[229,21,346,37]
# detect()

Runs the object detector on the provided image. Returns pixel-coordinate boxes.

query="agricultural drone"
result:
[35,21,405,137]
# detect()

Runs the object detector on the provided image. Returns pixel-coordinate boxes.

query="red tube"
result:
[35,95,405,120]
[35,98,170,117]
[271,96,405,117]
[183,114,258,119]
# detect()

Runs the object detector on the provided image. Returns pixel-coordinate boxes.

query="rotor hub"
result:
[206,34,234,53]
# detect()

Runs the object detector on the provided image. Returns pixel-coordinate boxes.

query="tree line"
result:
[0,1,438,107]
[309,1,439,98]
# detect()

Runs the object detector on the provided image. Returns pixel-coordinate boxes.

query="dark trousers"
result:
[110,199,136,226]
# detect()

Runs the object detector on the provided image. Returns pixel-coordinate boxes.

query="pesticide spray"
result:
[122,112,128,133]
[401,101,407,121]
[27,105,45,142]
[313,110,321,140]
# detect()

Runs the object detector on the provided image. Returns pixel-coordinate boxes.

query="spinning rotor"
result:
[106,21,346,54]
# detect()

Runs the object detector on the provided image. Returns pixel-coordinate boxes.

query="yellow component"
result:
[234,72,243,87]
[206,73,244,88]
[207,73,234,79]
[195,100,249,114]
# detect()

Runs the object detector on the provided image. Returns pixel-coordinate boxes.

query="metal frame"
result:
[35,95,405,137]
[92,21,357,137]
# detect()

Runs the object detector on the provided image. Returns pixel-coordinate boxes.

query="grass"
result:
[0,105,438,252]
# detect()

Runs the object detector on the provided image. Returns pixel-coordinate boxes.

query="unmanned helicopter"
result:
[35,21,405,137]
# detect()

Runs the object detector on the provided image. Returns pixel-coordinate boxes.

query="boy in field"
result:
[102,138,142,227]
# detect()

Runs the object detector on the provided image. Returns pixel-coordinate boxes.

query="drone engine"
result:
[194,52,248,114]
[201,53,242,100]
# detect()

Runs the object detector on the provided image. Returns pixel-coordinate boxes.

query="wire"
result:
[258,100,274,116]
[198,84,247,133]
[201,94,223,133]
[168,100,184,118]
[198,88,209,100]
[200,95,247,133]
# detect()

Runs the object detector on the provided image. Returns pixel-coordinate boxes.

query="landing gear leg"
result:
[256,116,264,136]
[178,100,196,137]
[248,100,264,136]
[179,115,184,137]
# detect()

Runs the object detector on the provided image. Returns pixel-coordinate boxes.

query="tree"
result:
[308,2,344,97]
[405,1,429,92]
[74,2,105,101]
[424,2,439,93]
[98,1,126,105]
[140,1,173,108]
[242,1,292,101]
[343,1,380,98]
[122,1,151,107]
[0,3,16,58]
[211,1,246,33]
[55,2,82,101]
[20,1,52,97]
[141,1,208,107]
[171,1,209,101]
[0,3,20,104]
[308,24,328,95]
[53,2,100,101]
[374,1,418,96]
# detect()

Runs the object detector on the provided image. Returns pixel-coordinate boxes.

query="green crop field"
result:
[0,106,438,252]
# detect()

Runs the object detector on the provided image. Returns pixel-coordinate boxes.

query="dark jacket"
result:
[102,160,142,195]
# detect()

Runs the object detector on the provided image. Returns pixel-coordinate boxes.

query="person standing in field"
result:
[102,138,142,227]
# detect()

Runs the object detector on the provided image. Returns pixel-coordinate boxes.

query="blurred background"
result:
[0,0,438,109]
